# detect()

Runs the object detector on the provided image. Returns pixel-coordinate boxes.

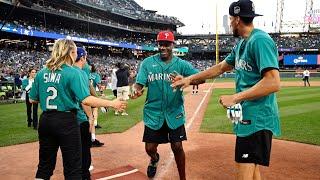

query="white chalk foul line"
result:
[156,82,215,179]
[96,168,139,180]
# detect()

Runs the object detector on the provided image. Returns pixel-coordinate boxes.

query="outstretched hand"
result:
[129,88,144,99]
[111,99,128,111]
[171,76,192,91]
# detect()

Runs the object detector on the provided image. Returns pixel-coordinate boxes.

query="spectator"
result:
[303,69,311,87]
[22,68,38,129]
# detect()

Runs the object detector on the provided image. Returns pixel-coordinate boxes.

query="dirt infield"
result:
[0,82,319,179]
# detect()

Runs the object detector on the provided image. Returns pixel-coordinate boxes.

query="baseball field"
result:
[0,77,319,147]
[0,78,319,179]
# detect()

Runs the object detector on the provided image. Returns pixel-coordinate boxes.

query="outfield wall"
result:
[221,72,320,78]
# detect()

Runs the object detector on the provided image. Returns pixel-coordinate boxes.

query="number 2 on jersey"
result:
[46,87,57,109]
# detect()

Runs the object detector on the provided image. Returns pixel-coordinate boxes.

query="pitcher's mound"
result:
[92,165,147,180]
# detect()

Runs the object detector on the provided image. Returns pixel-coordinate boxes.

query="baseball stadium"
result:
[0,0,319,179]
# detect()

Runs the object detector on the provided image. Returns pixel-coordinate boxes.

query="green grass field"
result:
[0,91,146,147]
[200,87,320,145]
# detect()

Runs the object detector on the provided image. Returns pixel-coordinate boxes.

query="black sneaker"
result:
[27,122,31,127]
[147,153,160,178]
[92,139,104,147]
[95,124,102,129]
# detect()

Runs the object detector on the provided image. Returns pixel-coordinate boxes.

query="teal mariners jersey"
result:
[136,54,199,130]
[22,78,31,91]
[90,72,101,90]
[225,28,281,137]
[29,64,90,112]
[74,66,90,124]
[83,63,91,78]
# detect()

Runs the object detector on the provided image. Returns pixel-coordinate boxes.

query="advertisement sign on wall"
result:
[284,55,318,65]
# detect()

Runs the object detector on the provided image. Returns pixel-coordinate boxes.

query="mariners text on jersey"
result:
[235,58,253,71]
[44,73,61,83]
[148,72,172,82]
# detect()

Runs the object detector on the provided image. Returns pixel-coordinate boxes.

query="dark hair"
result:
[28,68,34,73]
[116,62,122,69]
[240,16,254,25]
[27,68,36,78]
[91,64,96,73]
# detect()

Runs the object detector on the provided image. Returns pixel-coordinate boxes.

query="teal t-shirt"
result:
[136,54,199,130]
[22,78,31,92]
[225,28,281,137]
[29,64,90,112]
[83,63,91,78]
[90,72,101,90]
[74,66,90,124]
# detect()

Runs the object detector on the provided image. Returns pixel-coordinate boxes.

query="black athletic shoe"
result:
[91,139,104,147]
[95,124,102,129]
[147,153,160,178]
[27,122,31,127]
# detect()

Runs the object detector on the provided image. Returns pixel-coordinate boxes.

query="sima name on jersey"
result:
[44,73,61,83]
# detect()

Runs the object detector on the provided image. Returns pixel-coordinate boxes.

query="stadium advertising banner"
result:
[318,55,320,65]
[284,54,318,65]
[2,24,187,52]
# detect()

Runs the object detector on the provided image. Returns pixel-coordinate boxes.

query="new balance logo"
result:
[179,136,184,139]
[242,154,249,158]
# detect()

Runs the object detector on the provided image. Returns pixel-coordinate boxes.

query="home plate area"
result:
[91,165,147,180]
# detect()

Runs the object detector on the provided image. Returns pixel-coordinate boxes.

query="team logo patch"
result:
[252,3,255,12]
[234,6,240,14]
[176,113,183,119]
[164,33,169,39]
[242,154,249,158]
[240,120,251,125]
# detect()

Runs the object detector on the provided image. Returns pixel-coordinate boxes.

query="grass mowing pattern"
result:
[200,87,320,145]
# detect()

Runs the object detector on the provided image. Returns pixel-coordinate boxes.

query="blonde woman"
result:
[22,68,38,129]
[29,39,127,180]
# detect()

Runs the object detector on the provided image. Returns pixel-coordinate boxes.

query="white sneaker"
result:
[89,165,94,171]
[121,112,128,116]
[115,111,119,116]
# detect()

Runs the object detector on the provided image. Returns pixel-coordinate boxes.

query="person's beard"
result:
[159,50,171,61]
[233,28,240,38]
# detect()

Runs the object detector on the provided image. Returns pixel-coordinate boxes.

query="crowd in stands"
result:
[76,0,183,25]
[0,48,217,83]
[184,34,320,52]
[7,14,320,52]
[30,3,165,35]
[271,34,320,49]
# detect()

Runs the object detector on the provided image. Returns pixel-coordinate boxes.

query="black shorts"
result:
[143,121,187,144]
[235,130,273,166]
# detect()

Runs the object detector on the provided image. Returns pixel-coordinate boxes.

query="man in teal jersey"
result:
[90,64,104,129]
[131,31,203,179]
[90,64,102,93]
[74,47,95,179]
[82,62,104,147]
[172,1,281,179]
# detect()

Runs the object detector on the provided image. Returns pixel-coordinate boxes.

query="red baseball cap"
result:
[157,31,175,42]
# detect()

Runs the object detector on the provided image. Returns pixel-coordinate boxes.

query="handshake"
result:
[226,103,243,124]
[129,86,144,99]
